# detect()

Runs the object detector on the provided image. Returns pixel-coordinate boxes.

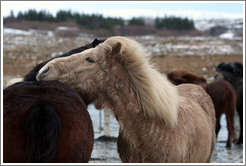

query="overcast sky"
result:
[1,1,244,20]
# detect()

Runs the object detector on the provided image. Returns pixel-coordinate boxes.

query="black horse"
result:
[216,62,243,144]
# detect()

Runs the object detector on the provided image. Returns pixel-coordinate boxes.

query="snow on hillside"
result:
[194,19,243,32]
[194,18,243,40]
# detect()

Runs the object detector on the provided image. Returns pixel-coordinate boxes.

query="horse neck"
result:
[93,77,146,127]
[96,81,169,151]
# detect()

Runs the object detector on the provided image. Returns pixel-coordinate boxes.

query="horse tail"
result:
[25,101,61,162]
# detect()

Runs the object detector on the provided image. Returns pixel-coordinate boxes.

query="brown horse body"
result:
[216,62,243,144]
[168,70,237,147]
[37,36,216,163]
[206,80,237,147]
[4,80,94,163]
[167,70,208,89]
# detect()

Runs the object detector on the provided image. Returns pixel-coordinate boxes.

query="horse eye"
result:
[85,57,95,63]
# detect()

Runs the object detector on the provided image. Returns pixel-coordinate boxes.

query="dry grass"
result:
[151,54,243,82]
[3,33,243,85]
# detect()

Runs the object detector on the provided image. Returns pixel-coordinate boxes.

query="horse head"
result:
[37,36,179,126]
[24,39,105,81]
[216,62,243,78]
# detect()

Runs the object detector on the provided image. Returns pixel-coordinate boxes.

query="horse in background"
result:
[37,36,216,163]
[3,81,94,163]
[167,70,207,89]
[167,70,237,148]
[216,62,243,145]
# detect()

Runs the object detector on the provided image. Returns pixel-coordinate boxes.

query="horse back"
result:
[177,84,215,117]
[176,84,216,162]
[3,81,94,163]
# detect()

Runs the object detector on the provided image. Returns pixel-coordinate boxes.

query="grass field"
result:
[3,29,243,85]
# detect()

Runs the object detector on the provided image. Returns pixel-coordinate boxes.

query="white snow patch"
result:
[219,32,234,40]
[3,28,33,36]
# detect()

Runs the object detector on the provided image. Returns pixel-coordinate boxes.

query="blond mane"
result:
[103,36,179,126]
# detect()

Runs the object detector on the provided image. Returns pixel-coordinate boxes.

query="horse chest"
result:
[117,124,174,162]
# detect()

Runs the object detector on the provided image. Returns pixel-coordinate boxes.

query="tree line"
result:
[7,9,195,31]
[155,16,194,31]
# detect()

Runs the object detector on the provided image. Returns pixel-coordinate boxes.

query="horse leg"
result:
[225,109,237,148]
[236,103,243,144]
[215,113,222,137]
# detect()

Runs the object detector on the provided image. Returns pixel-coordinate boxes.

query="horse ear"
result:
[111,42,122,55]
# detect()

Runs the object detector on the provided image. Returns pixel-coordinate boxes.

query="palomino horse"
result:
[167,70,237,147]
[37,36,216,163]
[3,81,94,162]
[216,62,243,145]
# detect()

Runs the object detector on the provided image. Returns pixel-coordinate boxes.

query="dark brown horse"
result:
[167,70,207,89]
[216,62,243,145]
[4,39,104,163]
[3,81,94,163]
[168,70,237,147]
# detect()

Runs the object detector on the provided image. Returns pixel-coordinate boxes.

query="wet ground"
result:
[87,105,244,163]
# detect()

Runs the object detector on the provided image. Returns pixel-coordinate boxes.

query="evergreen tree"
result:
[155,16,194,31]
[128,17,145,26]
[10,10,14,18]
[17,11,24,20]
